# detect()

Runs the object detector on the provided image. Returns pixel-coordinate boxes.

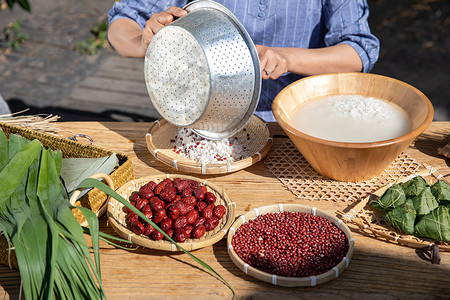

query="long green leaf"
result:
[78,178,236,297]
[0,139,41,204]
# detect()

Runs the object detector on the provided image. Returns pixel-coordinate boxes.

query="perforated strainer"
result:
[144,0,261,140]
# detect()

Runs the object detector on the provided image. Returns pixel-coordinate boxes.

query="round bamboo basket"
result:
[107,174,236,251]
[145,115,272,174]
[272,72,434,181]
[227,204,354,287]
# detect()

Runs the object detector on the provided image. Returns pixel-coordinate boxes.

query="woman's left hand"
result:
[255,45,290,80]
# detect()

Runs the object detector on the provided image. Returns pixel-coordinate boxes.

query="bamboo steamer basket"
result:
[227,204,354,287]
[145,115,272,174]
[108,174,236,251]
[272,72,434,182]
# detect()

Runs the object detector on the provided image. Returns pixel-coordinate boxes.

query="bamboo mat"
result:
[264,140,421,202]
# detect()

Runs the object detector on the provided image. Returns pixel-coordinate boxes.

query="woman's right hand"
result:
[142,6,187,45]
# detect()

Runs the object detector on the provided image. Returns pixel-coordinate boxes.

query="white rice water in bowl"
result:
[289,95,413,143]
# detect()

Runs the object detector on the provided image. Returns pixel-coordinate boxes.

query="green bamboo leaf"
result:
[430,180,450,205]
[384,199,416,234]
[78,178,236,297]
[402,175,427,198]
[0,139,41,205]
[0,130,9,170]
[412,186,439,216]
[371,183,406,211]
[415,206,450,242]
[60,153,118,197]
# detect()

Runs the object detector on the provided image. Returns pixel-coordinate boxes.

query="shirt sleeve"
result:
[108,0,190,29]
[322,0,380,73]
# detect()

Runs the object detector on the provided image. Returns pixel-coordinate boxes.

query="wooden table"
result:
[1,121,449,299]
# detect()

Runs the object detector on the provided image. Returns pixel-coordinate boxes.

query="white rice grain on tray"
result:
[171,128,249,164]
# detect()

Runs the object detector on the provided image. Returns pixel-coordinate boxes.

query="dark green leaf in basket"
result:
[371,183,406,211]
[402,175,427,198]
[60,153,118,197]
[384,199,416,235]
[412,186,439,216]
[414,206,450,242]
[430,180,450,205]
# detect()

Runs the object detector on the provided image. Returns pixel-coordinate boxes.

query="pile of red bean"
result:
[125,178,227,243]
[232,211,348,277]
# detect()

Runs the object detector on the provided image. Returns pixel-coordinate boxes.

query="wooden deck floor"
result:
[59,53,161,122]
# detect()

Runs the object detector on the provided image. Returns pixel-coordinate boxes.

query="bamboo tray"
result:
[338,165,450,252]
[145,115,272,174]
[107,174,236,251]
[227,204,354,287]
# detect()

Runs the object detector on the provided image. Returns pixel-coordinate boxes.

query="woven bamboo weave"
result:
[0,122,134,269]
[264,140,421,202]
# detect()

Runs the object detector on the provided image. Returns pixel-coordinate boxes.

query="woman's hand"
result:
[255,45,290,80]
[108,6,187,58]
[142,6,187,45]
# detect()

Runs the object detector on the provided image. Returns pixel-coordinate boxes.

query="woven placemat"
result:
[264,140,421,202]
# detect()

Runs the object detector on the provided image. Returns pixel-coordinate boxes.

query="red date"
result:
[204,192,216,205]
[152,209,166,224]
[173,216,187,230]
[205,217,219,231]
[192,225,206,238]
[186,209,199,224]
[213,205,226,219]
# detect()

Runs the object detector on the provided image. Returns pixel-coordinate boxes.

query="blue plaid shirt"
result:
[109,0,380,120]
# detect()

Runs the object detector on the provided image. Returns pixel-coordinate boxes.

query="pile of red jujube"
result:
[125,178,227,243]
[231,211,348,277]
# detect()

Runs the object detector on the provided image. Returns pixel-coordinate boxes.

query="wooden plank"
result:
[1,121,449,299]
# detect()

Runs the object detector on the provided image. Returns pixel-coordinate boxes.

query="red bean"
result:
[231,212,348,277]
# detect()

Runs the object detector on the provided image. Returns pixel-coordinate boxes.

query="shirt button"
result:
[258,11,266,18]
[259,0,267,4]
[260,5,266,10]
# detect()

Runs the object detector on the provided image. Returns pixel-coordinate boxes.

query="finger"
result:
[155,11,176,26]
[166,6,188,18]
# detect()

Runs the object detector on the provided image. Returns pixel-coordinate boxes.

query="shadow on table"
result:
[414,128,450,168]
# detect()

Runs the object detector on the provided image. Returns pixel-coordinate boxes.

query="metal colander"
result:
[144,0,261,140]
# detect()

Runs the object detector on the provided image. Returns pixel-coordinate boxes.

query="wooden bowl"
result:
[107,174,236,251]
[227,204,354,287]
[272,73,434,181]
